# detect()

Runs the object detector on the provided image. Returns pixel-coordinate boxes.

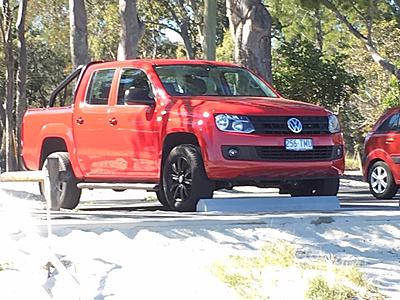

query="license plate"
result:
[285,139,313,151]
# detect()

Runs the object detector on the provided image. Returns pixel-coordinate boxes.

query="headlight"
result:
[215,114,255,133]
[328,114,341,133]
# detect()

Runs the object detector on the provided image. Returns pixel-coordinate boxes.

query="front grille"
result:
[255,146,334,161]
[248,116,329,134]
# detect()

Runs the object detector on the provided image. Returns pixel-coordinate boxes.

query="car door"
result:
[373,112,400,172]
[73,68,118,177]
[107,68,159,179]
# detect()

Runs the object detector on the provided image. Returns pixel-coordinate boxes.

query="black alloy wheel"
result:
[162,144,214,212]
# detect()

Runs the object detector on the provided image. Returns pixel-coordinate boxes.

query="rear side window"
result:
[377,113,400,132]
[86,69,116,105]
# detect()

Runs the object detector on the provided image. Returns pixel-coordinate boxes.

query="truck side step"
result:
[76,182,158,192]
[0,171,45,182]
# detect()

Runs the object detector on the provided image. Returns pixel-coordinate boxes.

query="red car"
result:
[363,107,400,199]
[22,59,344,211]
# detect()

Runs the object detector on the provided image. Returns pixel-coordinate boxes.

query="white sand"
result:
[1,181,400,299]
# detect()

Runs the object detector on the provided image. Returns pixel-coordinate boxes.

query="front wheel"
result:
[162,144,214,212]
[368,161,397,199]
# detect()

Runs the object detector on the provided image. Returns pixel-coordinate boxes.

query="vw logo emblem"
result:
[287,117,303,133]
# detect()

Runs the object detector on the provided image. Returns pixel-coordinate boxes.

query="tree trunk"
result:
[204,0,216,60]
[180,20,195,59]
[174,0,196,59]
[315,7,324,51]
[69,0,90,69]
[226,0,272,83]
[1,0,16,171]
[16,0,27,170]
[117,0,142,60]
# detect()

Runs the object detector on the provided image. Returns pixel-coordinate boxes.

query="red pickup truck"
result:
[22,59,344,211]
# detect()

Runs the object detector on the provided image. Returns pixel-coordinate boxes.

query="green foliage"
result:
[216,29,233,62]
[25,0,70,107]
[26,31,70,107]
[213,241,383,300]
[306,276,355,300]
[273,37,359,110]
[382,74,400,109]
[87,0,120,60]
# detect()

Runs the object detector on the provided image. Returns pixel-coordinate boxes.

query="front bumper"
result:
[201,131,345,181]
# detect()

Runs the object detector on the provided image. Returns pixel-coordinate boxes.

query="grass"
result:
[212,241,384,300]
[0,262,8,271]
[345,152,362,171]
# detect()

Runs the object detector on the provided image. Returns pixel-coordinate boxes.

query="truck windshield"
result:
[154,65,278,98]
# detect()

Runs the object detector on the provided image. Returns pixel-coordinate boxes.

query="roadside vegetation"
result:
[0,262,8,272]
[213,241,384,300]
[345,153,362,171]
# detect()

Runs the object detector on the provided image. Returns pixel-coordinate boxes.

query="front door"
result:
[107,68,158,179]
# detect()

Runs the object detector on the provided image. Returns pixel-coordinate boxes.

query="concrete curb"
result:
[197,196,340,213]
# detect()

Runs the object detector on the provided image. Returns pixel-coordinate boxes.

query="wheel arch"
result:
[160,132,201,176]
[40,137,68,167]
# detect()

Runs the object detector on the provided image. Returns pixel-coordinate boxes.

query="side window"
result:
[86,69,116,105]
[377,113,400,132]
[53,76,78,107]
[117,69,153,105]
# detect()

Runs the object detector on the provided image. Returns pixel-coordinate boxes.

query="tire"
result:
[40,152,81,210]
[368,161,397,199]
[290,178,339,197]
[155,187,170,208]
[162,144,214,212]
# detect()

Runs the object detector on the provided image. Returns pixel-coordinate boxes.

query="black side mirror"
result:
[124,87,155,106]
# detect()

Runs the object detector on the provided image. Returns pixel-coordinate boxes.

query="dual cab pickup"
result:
[22,59,344,211]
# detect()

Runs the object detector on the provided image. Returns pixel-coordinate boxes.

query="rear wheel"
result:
[162,144,213,212]
[40,152,81,210]
[368,161,397,199]
[290,178,340,197]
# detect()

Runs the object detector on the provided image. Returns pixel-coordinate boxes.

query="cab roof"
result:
[88,59,241,69]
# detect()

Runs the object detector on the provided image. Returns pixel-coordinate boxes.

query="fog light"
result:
[336,146,342,158]
[228,148,239,158]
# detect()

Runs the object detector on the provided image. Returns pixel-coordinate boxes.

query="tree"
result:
[118,0,143,60]
[226,0,272,83]
[0,0,16,171]
[69,0,90,68]
[204,0,216,60]
[16,0,27,169]
[301,0,400,82]
[25,0,71,107]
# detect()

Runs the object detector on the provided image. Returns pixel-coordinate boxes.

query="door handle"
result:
[386,137,395,144]
[109,118,118,126]
[76,117,84,125]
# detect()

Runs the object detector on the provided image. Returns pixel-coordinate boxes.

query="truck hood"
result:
[170,96,330,116]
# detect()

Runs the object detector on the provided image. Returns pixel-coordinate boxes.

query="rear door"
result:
[73,68,118,177]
